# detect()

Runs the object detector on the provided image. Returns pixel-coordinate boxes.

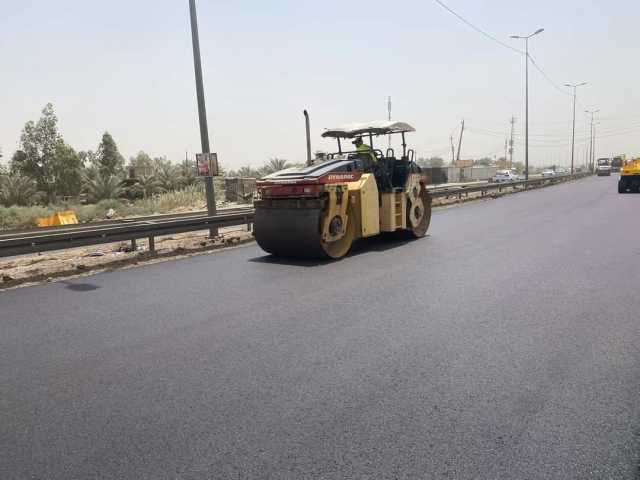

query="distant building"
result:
[455,159,473,168]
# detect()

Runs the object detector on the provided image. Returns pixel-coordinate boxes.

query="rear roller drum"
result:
[254,206,355,259]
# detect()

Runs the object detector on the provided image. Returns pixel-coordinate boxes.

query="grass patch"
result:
[0,183,227,230]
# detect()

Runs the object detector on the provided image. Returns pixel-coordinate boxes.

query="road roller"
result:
[253,121,432,259]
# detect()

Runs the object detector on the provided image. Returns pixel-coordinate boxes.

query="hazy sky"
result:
[2,0,639,171]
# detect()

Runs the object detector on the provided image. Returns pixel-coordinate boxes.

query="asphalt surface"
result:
[2,175,639,479]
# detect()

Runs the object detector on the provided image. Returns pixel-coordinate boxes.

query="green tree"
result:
[53,142,83,197]
[12,104,60,199]
[78,150,98,169]
[11,103,83,202]
[83,173,123,203]
[0,173,39,206]
[96,132,124,177]
[129,151,154,177]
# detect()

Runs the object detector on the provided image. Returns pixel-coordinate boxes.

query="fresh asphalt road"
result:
[2,175,639,479]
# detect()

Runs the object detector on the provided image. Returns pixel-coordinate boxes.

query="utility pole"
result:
[456,119,465,181]
[450,135,455,165]
[585,109,599,173]
[455,119,465,163]
[188,0,217,237]
[304,110,312,166]
[504,139,508,168]
[587,123,592,172]
[565,82,587,175]
[511,28,544,181]
[508,116,516,169]
[592,123,597,170]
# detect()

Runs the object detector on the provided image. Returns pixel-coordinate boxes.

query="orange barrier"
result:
[37,211,79,227]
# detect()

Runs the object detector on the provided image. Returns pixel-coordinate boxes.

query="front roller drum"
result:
[406,186,432,238]
[254,206,356,259]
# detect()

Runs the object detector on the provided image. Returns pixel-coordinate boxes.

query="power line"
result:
[433,0,576,101]
[433,0,523,54]
[527,54,571,96]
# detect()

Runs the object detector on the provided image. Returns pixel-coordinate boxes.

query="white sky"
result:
[2,0,639,170]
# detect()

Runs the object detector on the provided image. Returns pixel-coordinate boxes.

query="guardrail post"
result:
[131,238,137,252]
[148,236,156,254]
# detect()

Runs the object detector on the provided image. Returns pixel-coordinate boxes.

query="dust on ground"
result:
[0,226,253,290]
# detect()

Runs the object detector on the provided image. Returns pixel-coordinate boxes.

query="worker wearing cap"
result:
[353,137,377,165]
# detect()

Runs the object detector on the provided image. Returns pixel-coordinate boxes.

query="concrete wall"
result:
[440,166,497,183]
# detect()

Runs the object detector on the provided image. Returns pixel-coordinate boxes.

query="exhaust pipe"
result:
[304,109,312,166]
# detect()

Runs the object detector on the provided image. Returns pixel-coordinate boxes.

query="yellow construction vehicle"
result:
[618,157,640,193]
[254,121,432,259]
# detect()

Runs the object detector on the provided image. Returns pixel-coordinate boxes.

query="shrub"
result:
[0,173,39,207]
[0,205,52,229]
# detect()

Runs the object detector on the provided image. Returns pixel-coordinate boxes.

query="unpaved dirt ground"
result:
[0,226,253,290]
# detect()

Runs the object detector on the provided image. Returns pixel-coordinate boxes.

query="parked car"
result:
[492,169,519,182]
[541,169,556,177]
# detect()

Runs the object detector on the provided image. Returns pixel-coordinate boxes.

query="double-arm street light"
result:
[510,28,544,180]
[565,82,587,175]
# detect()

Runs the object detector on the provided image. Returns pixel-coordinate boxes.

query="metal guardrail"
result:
[0,206,253,237]
[427,172,589,199]
[0,173,589,258]
[0,209,255,258]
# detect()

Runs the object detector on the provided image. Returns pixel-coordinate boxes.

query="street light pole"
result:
[585,109,599,173]
[510,28,544,181]
[565,82,587,175]
[525,36,529,180]
[188,0,217,237]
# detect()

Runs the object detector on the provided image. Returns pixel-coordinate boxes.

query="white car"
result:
[541,169,556,177]
[596,159,611,176]
[492,170,519,182]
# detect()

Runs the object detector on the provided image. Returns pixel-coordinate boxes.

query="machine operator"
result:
[353,137,377,166]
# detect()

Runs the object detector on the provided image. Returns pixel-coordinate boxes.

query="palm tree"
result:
[156,163,181,192]
[0,173,39,206]
[133,174,163,199]
[261,157,291,175]
[83,173,124,203]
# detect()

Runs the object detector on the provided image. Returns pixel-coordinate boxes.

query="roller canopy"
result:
[321,121,415,139]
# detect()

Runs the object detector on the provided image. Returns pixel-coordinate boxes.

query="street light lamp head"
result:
[509,35,521,39]
[533,28,544,35]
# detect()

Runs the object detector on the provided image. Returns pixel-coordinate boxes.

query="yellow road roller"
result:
[253,121,432,259]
